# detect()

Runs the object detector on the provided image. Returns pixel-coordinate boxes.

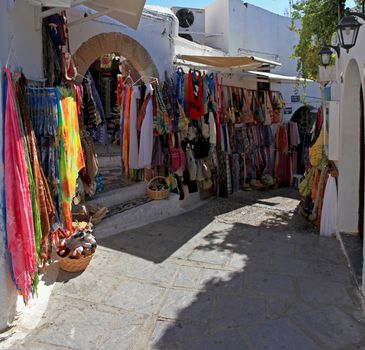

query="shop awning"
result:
[247,70,311,83]
[34,0,146,30]
[177,54,281,70]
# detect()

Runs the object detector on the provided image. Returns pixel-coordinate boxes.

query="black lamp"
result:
[337,13,365,52]
[319,45,340,67]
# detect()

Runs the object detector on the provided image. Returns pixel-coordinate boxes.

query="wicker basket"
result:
[59,253,94,273]
[147,176,169,200]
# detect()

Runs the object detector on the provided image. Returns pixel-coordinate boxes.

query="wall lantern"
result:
[337,13,365,53]
[319,45,340,67]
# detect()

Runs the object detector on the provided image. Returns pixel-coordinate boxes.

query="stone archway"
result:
[73,32,159,79]
[338,59,363,234]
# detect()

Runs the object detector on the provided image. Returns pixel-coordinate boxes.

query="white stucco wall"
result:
[226,1,296,75]
[0,1,44,332]
[205,0,230,52]
[204,0,321,119]
[68,6,178,78]
[0,1,43,79]
[336,23,365,294]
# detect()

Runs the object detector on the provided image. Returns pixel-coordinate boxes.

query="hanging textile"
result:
[4,68,37,302]
[16,76,56,267]
[57,86,85,231]
[122,87,132,177]
[129,85,141,170]
[138,83,154,169]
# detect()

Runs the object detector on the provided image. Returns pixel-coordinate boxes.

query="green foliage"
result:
[290,0,347,80]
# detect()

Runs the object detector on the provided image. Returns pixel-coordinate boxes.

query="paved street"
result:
[8,189,365,349]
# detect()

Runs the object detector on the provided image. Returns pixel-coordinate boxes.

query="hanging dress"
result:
[138,83,154,169]
[129,85,141,170]
[320,175,338,237]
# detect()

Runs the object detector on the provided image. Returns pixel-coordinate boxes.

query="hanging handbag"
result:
[47,11,68,47]
[264,91,273,125]
[242,89,254,124]
[168,133,185,172]
[194,132,210,159]
[254,91,265,124]
[62,15,77,81]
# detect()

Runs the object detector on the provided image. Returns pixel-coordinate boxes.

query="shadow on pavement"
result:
[97,188,301,264]
[151,202,365,349]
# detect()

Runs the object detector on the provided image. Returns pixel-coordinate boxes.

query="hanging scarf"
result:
[122,87,132,177]
[57,86,85,232]
[15,77,55,268]
[4,68,37,302]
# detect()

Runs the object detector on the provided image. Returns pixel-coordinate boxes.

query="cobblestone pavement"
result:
[7,189,365,350]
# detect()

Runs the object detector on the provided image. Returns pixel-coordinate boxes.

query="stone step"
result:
[93,192,204,239]
[98,155,121,168]
[87,182,146,208]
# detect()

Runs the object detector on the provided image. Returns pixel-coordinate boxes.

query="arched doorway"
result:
[72,33,159,195]
[338,59,363,234]
[73,32,159,79]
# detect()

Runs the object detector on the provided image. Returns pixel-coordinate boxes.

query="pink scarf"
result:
[4,68,36,302]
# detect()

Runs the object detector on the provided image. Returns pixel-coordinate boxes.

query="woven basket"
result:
[59,253,94,273]
[147,176,169,200]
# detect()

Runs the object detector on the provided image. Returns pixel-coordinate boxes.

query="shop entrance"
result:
[73,32,159,196]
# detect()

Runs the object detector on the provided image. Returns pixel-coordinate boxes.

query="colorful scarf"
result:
[4,68,37,302]
[57,87,85,231]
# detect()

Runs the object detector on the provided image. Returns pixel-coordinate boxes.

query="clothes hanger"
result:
[132,75,159,86]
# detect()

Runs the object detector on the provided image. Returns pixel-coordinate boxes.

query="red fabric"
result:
[187,71,204,120]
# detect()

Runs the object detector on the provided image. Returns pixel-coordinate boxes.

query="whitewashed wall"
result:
[205,0,230,52]
[0,1,43,79]
[336,23,365,294]
[204,0,321,118]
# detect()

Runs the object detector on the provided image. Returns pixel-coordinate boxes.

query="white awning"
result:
[176,54,281,71]
[34,0,146,30]
[248,70,311,83]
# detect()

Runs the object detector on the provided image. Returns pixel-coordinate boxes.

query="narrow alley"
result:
[7,189,365,350]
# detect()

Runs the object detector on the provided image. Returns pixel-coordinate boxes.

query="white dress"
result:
[138,83,154,169]
[129,86,140,169]
[320,176,338,237]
